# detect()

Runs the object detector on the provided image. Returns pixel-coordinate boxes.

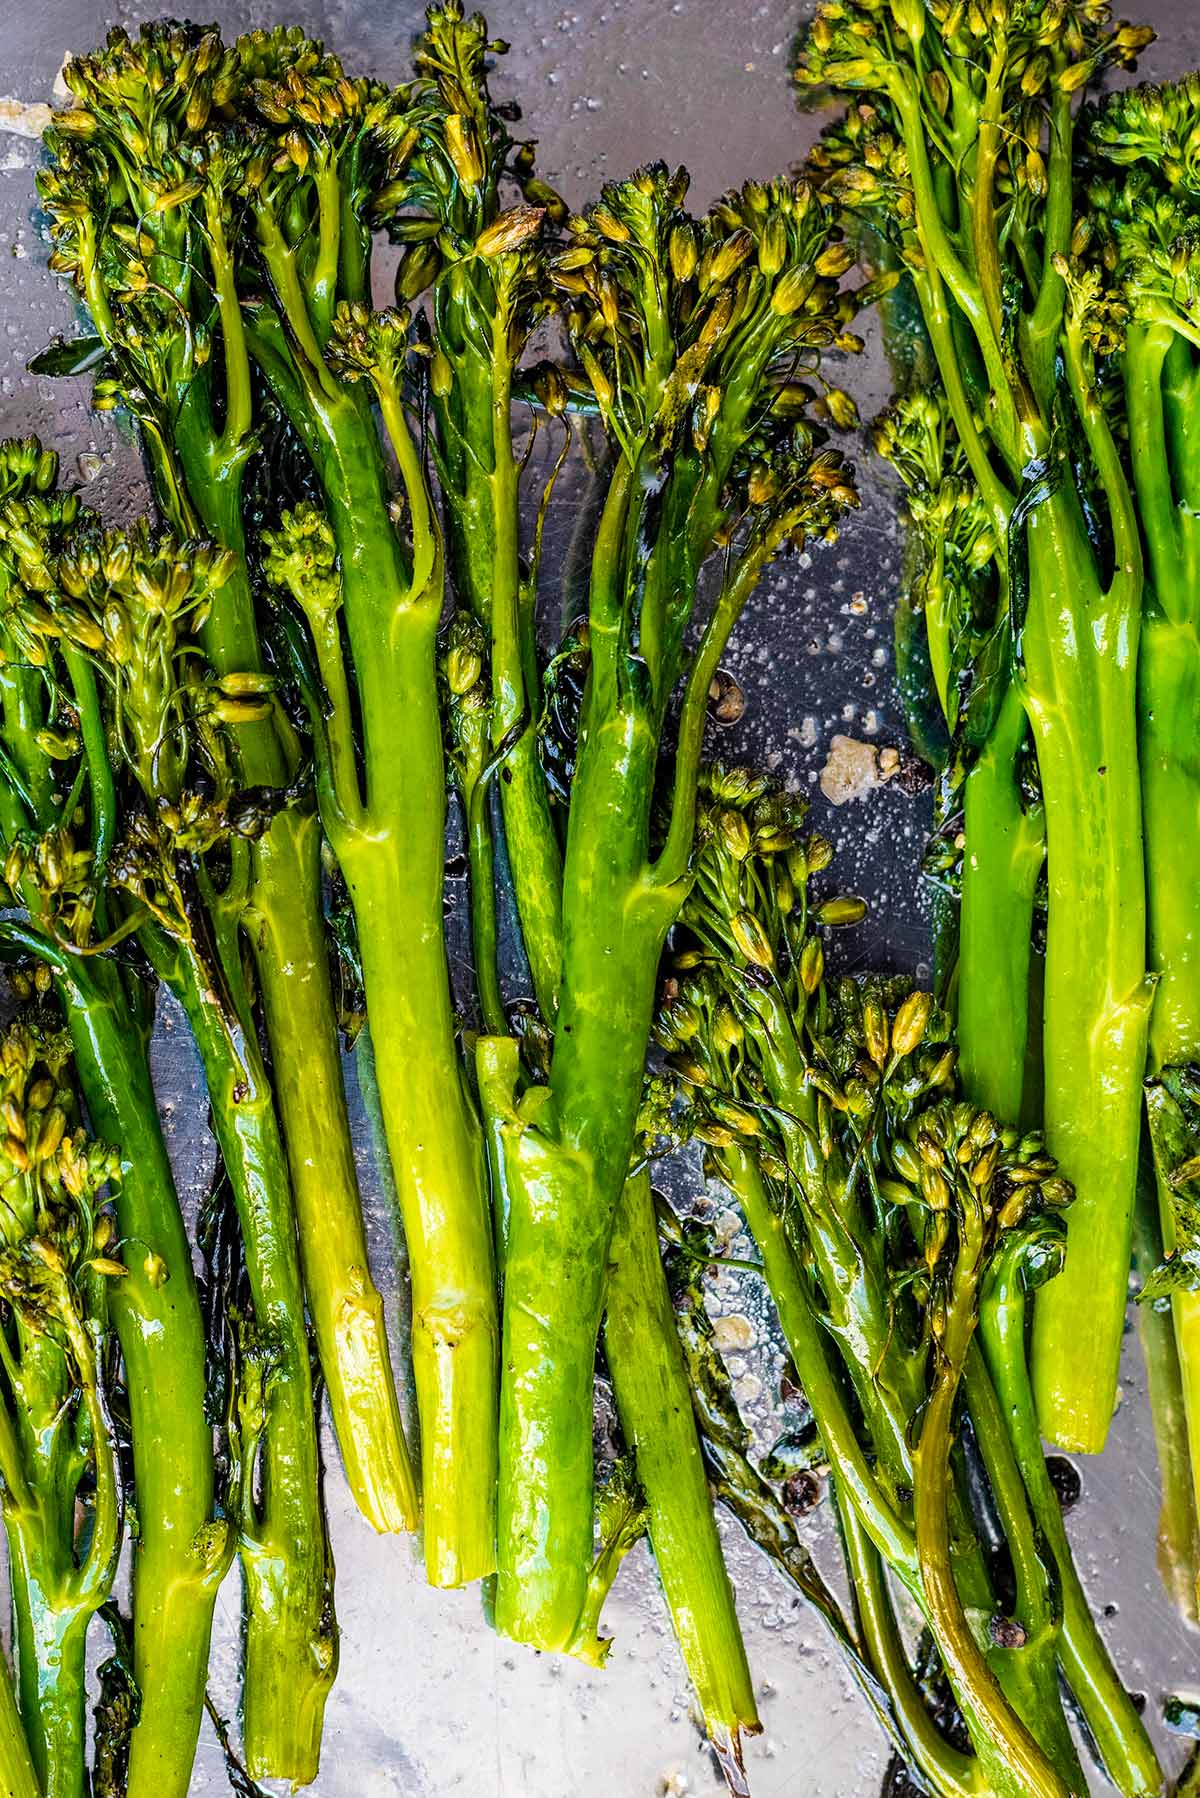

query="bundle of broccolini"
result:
[796,0,1200,1617]
[0,438,229,1797]
[655,768,1160,1798]
[797,0,1158,1464]
[0,467,336,1785]
[36,22,419,1568]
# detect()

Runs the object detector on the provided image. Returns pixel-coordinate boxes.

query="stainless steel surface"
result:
[1,2,1198,1792]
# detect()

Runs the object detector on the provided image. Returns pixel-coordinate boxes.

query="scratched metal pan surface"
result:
[0,0,1198,1793]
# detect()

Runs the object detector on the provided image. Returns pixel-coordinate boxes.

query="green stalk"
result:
[1,1302,121,1798]
[980,1246,1162,1796]
[449,301,756,1709]
[248,807,418,1534]
[61,962,223,1798]
[837,1499,982,1798]
[1138,602,1200,1588]
[0,642,219,1798]
[1132,1174,1200,1622]
[1124,321,1200,1601]
[146,922,335,1786]
[603,1173,759,1751]
[6,1549,88,1798]
[717,1148,915,1576]
[0,1653,35,1798]
[433,269,565,1017]
[173,381,418,1540]
[340,822,496,1585]
[959,685,1043,1123]
[477,321,564,1016]
[912,1275,1074,1798]
[851,38,1150,1461]
[488,451,782,1645]
[249,314,498,1586]
[960,1347,1084,1790]
[1026,480,1151,1452]
[492,710,673,1646]
[718,1146,1069,1798]
[319,407,495,1585]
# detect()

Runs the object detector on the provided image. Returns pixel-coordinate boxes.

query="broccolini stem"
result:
[495,712,674,1645]
[717,1147,915,1574]
[718,1144,1078,1795]
[1133,1172,1200,1623]
[0,633,219,1798]
[5,1549,89,1798]
[729,991,919,1506]
[604,1174,759,1749]
[168,312,418,1538]
[2,1302,121,1798]
[250,316,499,1585]
[1140,634,1200,1608]
[1022,92,1074,413]
[0,1655,36,1798]
[62,964,224,1798]
[337,620,498,1588]
[147,925,336,1785]
[960,1348,1085,1790]
[360,848,497,1577]
[914,264,1014,529]
[483,329,564,1018]
[837,1496,981,1798]
[1026,489,1152,1452]
[249,808,419,1533]
[464,763,505,1038]
[1123,326,1180,584]
[958,685,1042,1124]
[979,1251,1163,1796]
[913,1280,1075,1798]
[62,650,115,880]
[1126,319,1200,1608]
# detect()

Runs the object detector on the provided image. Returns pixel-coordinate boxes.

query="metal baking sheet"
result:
[0,1,1197,1791]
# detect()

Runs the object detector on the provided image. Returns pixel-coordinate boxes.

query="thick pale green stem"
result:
[959,685,1043,1122]
[493,712,672,1647]
[335,499,495,1590]
[250,317,498,1587]
[249,807,418,1535]
[1026,489,1151,1452]
[342,828,497,1584]
[604,1174,758,1748]
[175,397,416,1539]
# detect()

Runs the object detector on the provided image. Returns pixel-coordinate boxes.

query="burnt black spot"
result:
[1046,1454,1082,1512]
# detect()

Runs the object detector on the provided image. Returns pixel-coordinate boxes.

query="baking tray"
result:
[0,1,1197,1791]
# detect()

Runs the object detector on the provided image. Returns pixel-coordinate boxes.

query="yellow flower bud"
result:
[731,909,775,970]
[892,990,932,1058]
